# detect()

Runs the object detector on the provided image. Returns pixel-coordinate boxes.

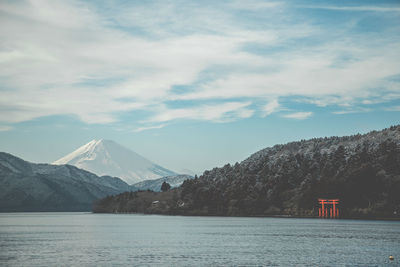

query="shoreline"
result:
[90,211,400,221]
[2,211,399,221]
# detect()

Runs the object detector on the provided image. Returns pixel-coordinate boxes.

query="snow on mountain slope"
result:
[53,139,176,184]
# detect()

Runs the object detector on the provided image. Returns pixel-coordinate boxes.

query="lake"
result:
[0,213,399,266]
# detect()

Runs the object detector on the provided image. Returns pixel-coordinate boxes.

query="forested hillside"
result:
[94,126,400,219]
[0,152,132,211]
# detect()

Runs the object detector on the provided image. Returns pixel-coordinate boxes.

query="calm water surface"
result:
[0,213,399,266]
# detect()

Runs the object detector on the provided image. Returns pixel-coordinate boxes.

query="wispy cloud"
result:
[282,112,313,120]
[133,124,167,133]
[0,125,13,132]
[229,1,283,11]
[147,102,254,123]
[262,99,280,117]
[384,106,400,112]
[332,107,372,115]
[302,5,400,12]
[0,0,399,129]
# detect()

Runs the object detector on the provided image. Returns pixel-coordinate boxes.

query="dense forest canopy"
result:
[94,125,400,219]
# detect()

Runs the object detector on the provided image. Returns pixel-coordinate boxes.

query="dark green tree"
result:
[161,181,171,192]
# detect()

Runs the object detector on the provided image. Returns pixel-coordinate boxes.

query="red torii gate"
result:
[318,199,339,218]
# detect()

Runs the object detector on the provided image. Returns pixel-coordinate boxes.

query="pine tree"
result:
[161,181,171,192]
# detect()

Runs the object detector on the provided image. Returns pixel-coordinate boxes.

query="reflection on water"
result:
[0,213,399,266]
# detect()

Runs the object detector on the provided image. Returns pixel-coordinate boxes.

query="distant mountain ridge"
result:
[0,152,132,211]
[0,151,194,211]
[53,139,177,184]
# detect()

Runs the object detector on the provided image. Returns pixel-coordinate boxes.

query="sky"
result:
[0,0,399,175]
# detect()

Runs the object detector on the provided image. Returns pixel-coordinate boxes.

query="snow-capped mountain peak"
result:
[53,139,176,184]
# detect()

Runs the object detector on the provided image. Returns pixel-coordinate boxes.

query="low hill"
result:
[93,125,400,219]
[0,152,132,211]
[131,175,193,192]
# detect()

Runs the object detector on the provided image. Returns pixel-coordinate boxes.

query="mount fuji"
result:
[53,139,177,185]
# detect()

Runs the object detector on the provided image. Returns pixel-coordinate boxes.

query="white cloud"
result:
[384,106,400,112]
[0,0,277,125]
[262,99,280,117]
[282,112,313,120]
[332,107,371,115]
[302,5,400,12]
[133,124,167,133]
[173,44,400,102]
[147,102,254,123]
[0,0,399,128]
[229,1,283,10]
[0,125,13,132]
